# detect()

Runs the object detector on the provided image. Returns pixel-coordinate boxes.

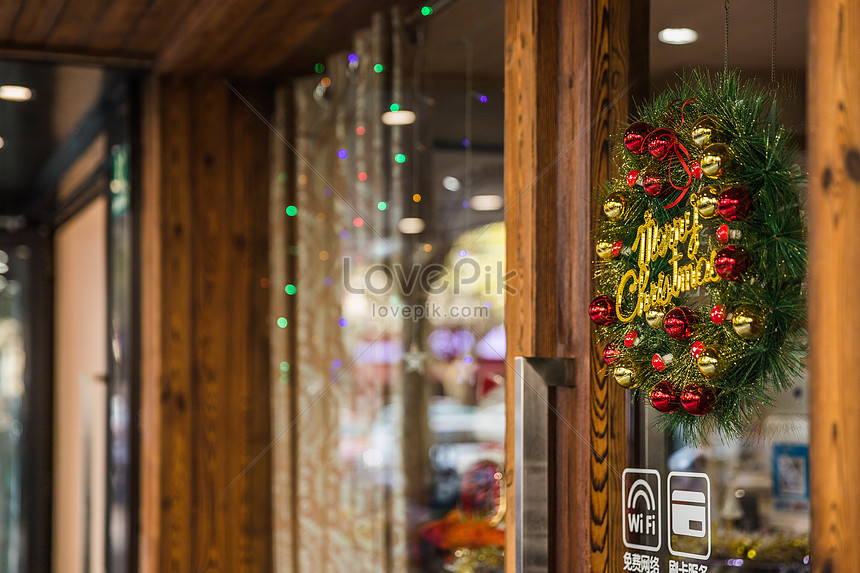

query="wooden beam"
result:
[140,75,273,573]
[808,0,860,571]
[503,0,558,568]
[505,0,645,570]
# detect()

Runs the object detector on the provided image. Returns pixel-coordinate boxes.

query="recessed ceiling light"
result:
[0,85,33,102]
[442,176,461,192]
[657,28,699,45]
[398,217,425,234]
[469,194,504,211]
[381,110,416,126]
[0,137,4,149]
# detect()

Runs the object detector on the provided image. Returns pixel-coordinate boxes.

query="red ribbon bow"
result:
[652,97,697,209]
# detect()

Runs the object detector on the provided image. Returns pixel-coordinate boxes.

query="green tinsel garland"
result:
[592,70,807,443]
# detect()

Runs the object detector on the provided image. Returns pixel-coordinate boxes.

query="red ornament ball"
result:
[710,304,727,324]
[626,169,641,187]
[642,172,670,197]
[624,122,653,154]
[647,129,675,161]
[716,223,729,245]
[589,295,617,326]
[718,185,753,221]
[603,344,621,364]
[691,160,702,179]
[680,384,716,416]
[611,241,624,257]
[650,381,680,413]
[624,330,640,348]
[690,340,705,359]
[663,306,697,340]
[651,353,672,372]
[714,245,751,281]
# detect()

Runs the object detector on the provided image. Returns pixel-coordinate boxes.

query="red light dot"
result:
[353,217,364,227]
[260,277,271,288]
[358,171,368,181]
[356,126,366,135]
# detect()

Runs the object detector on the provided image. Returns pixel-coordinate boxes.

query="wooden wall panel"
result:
[505,0,645,571]
[808,0,860,571]
[140,75,273,573]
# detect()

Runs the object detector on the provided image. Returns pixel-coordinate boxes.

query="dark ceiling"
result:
[0,0,809,220]
[0,60,111,215]
[0,0,400,79]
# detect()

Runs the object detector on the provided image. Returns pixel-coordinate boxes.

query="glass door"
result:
[270,2,506,571]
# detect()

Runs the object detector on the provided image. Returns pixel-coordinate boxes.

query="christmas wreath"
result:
[589,71,806,443]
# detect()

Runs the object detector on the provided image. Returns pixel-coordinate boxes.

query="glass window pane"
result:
[625,1,811,569]
[271,2,505,571]
[0,245,28,573]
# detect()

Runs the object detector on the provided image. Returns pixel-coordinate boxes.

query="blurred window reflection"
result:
[271,2,505,571]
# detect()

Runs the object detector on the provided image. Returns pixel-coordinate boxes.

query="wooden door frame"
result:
[506,1,860,572]
[503,0,648,570]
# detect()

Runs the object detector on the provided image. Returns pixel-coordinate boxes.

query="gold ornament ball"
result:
[694,185,721,219]
[645,307,666,329]
[613,362,639,389]
[732,305,766,339]
[596,239,614,260]
[603,192,628,220]
[691,115,722,148]
[696,347,722,378]
[700,143,731,179]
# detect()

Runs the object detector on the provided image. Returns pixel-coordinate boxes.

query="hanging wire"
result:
[770,0,779,93]
[724,0,730,74]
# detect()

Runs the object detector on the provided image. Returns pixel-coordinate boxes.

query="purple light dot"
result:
[323,187,333,197]
[337,149,348,159]
[458,249,467,257]
[464,356,473,364]
[340,230,350,239]
[333,359,343,368]
[339,318,348,327]
[347,53,359,64]
[484,302,491,309]
[323,276,333,287]
[462,200,469,209]
[479,95,488,103]
[462,139,470,147]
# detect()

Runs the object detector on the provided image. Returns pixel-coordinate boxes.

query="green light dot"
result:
[395,153,406,164]
[286,205,297,216]
[378,201,388,211]
[390,103,400,112]
[277,172,287,183]
[314,63,325,74]
[421,6,433,15]
[276,317,288,328]
[373,64,384,73]
[280,361,290,372]
[289,245,299,256]
[285,284,297,295]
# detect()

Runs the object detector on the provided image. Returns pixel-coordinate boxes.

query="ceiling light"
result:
[381,110,416,126]
[469,194,504,211]
[0,136,4,149]
[398,217,425,234]
[0,85,33,102]
[657,28,698,45]
[442,176,461,192]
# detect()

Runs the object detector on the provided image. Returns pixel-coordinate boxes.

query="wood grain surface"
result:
[140,75,273,573]
[0,0,400,78]
[505,0,645,570]
[808,1,860,571]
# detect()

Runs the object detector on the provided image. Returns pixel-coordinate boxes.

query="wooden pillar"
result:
[140,75,273,573]
[809,1,860,571]
[504,0,644,571]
